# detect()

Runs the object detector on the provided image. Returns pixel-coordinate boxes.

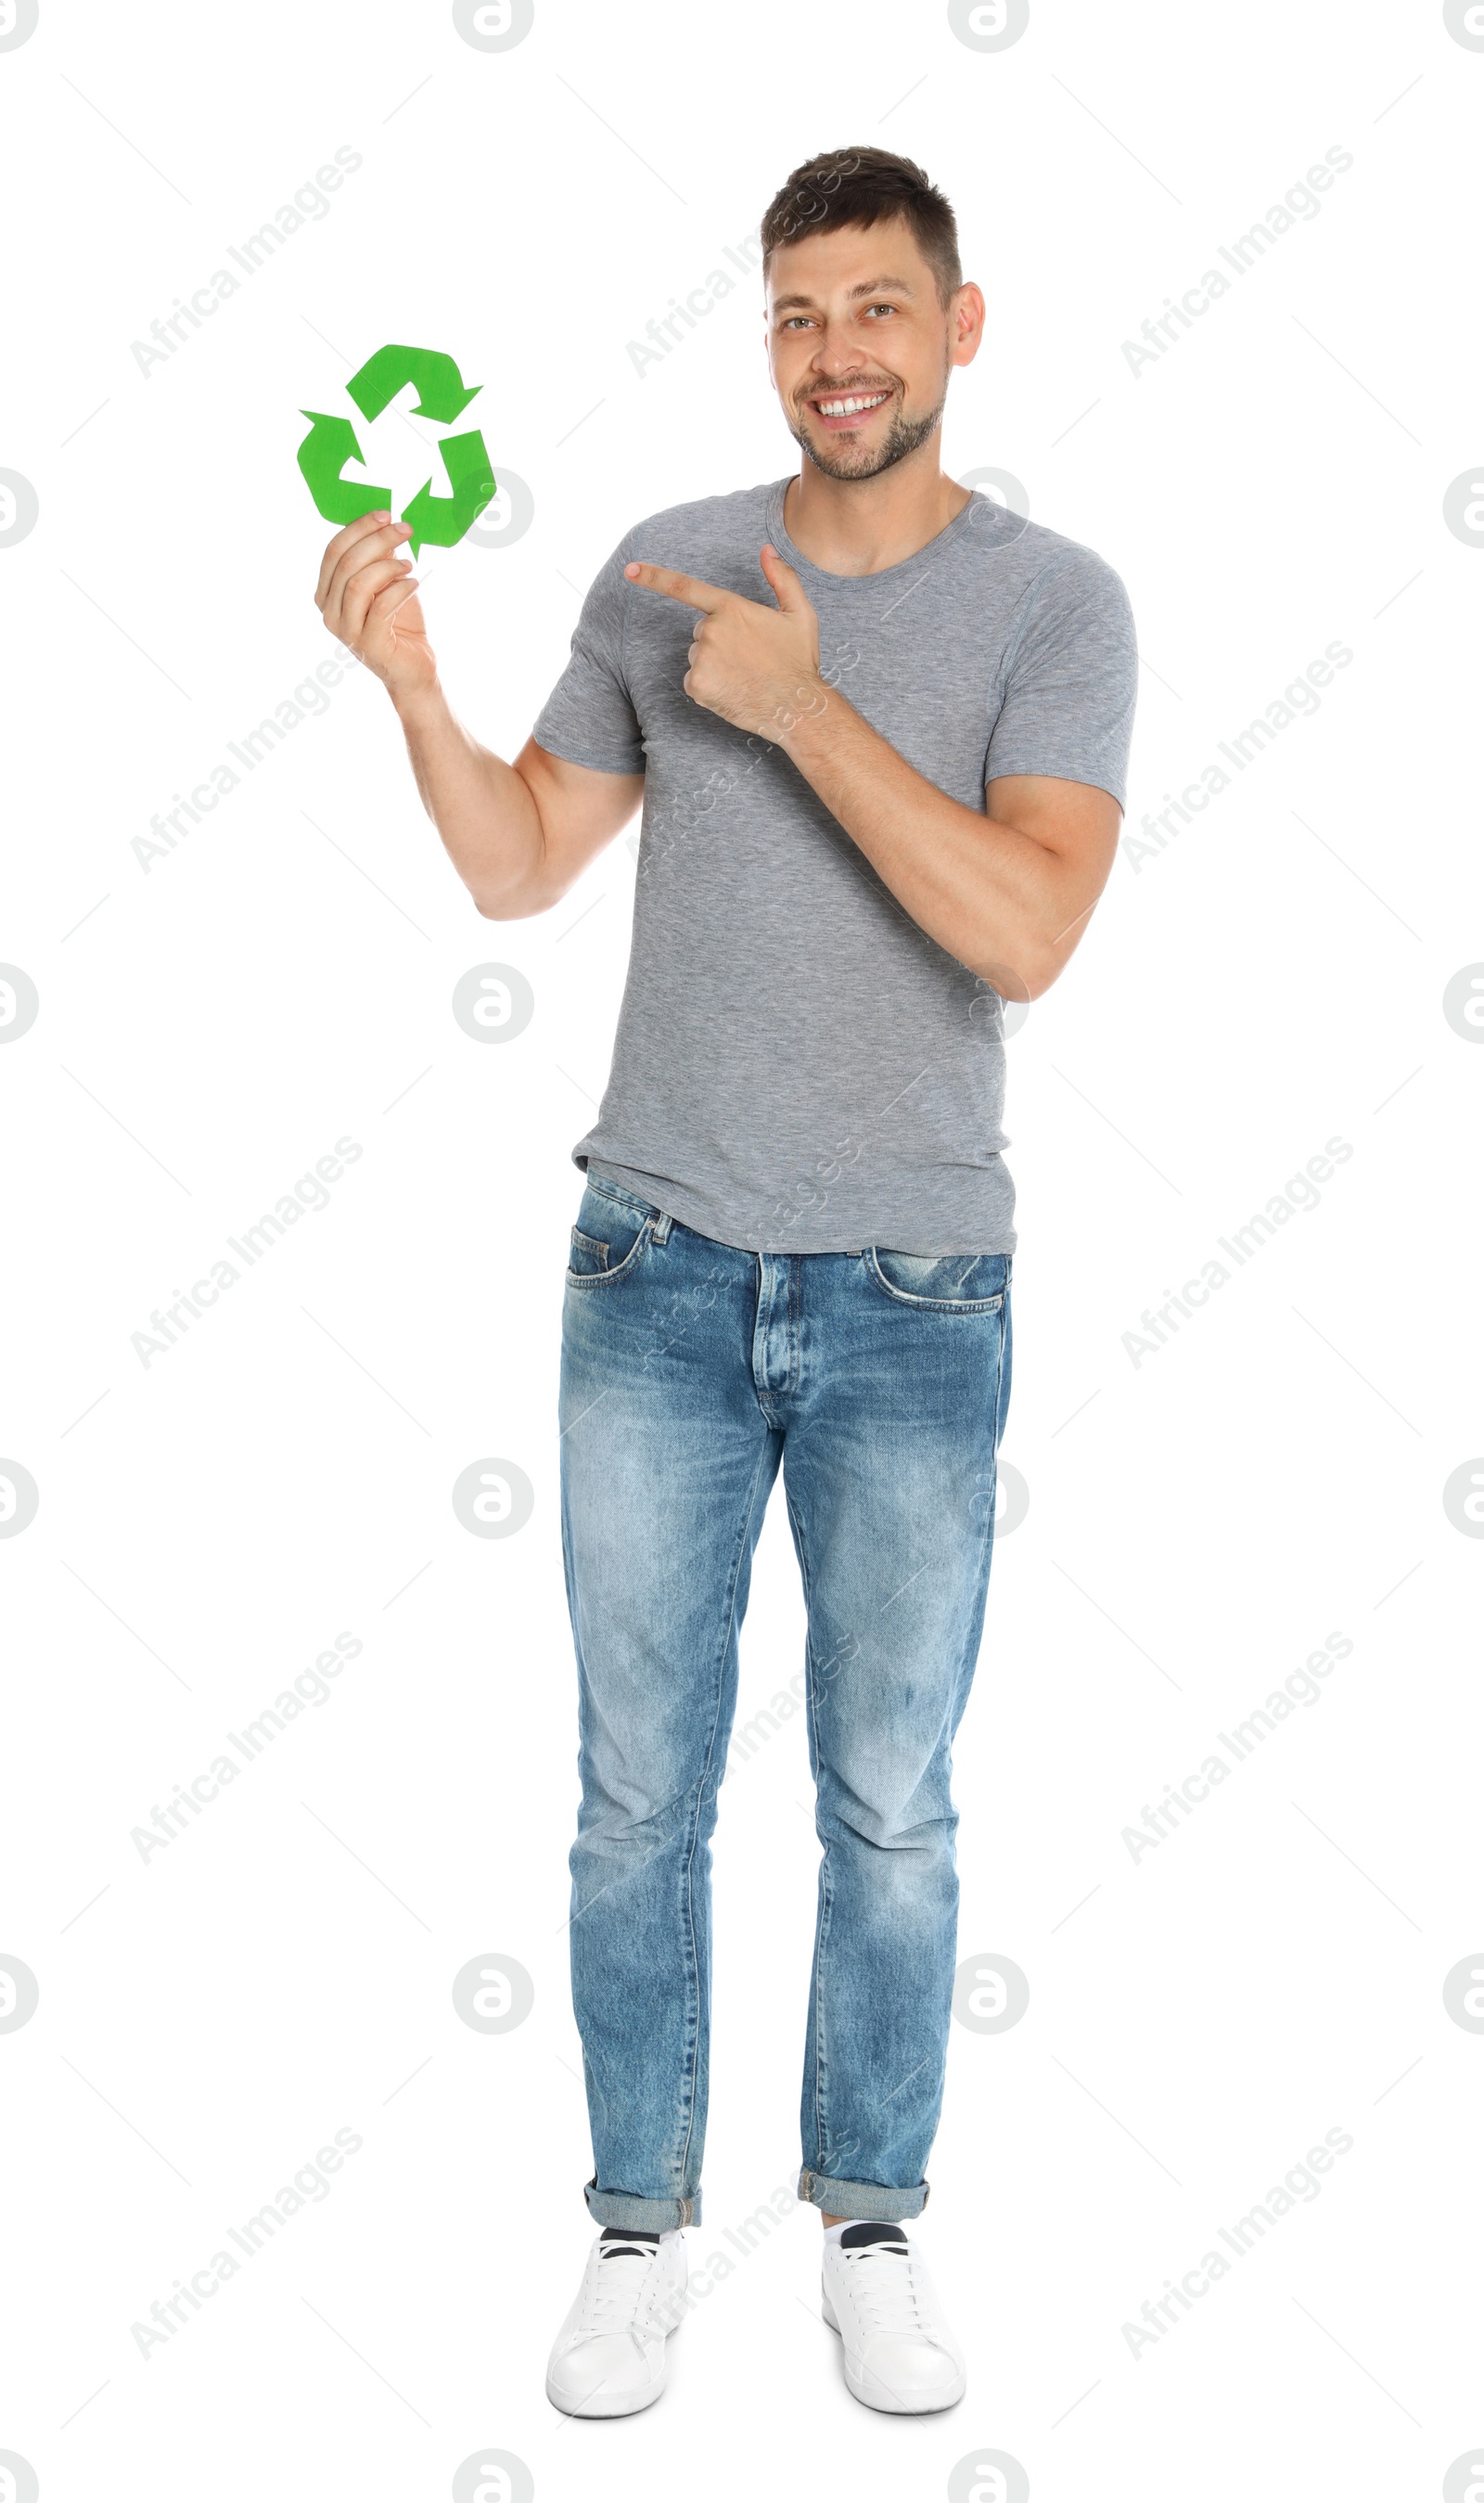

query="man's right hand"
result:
[314,510,435,704]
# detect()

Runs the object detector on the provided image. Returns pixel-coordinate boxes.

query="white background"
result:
[2,2,1481,2497]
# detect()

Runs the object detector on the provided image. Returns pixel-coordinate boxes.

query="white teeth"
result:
[816,391,889,417]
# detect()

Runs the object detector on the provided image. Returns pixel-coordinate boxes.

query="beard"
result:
[787,384,948,483]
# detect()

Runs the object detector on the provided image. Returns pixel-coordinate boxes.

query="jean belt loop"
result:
[652,1209,672,1245]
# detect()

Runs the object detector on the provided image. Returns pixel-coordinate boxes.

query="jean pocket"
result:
[565,1184,657,1289]
[864,1247,1009,1313]
[568,1226,612,1277]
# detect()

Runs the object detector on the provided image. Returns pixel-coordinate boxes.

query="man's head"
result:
[761,148,982,484]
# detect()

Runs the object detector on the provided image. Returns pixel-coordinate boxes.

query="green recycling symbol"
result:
[297,343,497,556]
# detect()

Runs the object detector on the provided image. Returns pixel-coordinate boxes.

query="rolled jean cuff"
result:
[797,2168,929,2223]
[583,2176,698,2231]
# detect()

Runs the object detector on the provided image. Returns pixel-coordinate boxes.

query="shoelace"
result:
[838,2241,936,2337]
[575,2241,661,2336]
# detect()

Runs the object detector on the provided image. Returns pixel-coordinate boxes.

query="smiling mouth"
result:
[807,387,894,425]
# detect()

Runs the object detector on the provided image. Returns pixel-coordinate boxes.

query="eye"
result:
[864,302,897,317]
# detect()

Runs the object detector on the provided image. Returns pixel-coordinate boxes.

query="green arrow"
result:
[347,343,481,426]
[401,430,497,557]
[296,411,389,525]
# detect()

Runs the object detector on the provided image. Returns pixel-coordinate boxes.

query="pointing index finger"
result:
[624,560,729,613]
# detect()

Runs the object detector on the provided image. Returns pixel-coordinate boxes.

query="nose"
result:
[808,353,881,387]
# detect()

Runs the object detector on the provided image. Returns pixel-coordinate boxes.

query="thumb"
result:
[759,542,812,616]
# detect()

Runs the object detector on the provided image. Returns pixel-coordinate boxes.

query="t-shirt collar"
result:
[762,474,985,592]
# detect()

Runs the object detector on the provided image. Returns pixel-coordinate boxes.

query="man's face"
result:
[764,216,979,483]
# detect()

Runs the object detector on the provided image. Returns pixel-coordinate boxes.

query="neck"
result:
[780,432,970,578]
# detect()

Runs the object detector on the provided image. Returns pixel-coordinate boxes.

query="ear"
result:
[759,542,812,615]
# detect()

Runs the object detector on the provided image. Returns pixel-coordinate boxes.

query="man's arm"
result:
[781,719,1119,1005]
[624,546,1122,1002]
[396,703,644,919]
[314,510,643,918]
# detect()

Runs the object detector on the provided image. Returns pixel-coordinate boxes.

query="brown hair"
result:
[760,148,963,307]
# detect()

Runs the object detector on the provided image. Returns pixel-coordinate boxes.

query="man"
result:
[314,146,1136,2418]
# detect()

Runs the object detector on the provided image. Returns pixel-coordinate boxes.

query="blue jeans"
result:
[558,1174,1013,2230]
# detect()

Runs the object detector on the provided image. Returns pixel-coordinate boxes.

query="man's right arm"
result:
[313,509,644,920]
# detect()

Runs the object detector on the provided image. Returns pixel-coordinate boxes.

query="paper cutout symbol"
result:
[296,412,388,528]
[346,343,482,426]
[297,342,497,557]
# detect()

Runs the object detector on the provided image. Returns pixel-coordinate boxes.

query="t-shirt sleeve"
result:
[984,547,1138,808]
[532,532,646,775]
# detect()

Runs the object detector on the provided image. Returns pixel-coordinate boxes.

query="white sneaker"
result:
[821,2222,966,2413]
[545,2227,688,2417]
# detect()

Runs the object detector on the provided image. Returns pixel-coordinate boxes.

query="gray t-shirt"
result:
[533,476,1136,1254]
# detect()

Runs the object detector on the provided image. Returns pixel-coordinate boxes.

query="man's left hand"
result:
[624,545,825,737]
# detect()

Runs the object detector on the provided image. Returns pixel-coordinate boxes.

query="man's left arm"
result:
[625,544,1130,1004]
[780,705,1121,1005]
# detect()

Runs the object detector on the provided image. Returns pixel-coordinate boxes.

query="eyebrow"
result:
[770,276,918,314]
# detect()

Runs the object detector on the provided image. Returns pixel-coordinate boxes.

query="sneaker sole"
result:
[820,2291,966,2415]
[544,2367,667,2419]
